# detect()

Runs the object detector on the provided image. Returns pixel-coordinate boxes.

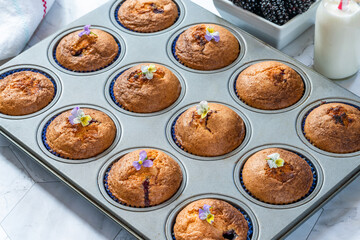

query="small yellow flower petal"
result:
[148,64,157,73]
[207,27,214,33]
[80,115,92,127]
[201,111,208,119]
[275,158,284,167]
[206,214,214,224]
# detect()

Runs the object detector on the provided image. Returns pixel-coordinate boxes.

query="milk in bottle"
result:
[314,0,360,79]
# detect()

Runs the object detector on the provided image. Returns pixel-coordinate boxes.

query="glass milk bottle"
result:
[314,0,360,79]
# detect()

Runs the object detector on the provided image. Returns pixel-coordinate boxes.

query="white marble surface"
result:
[0,0,359,239]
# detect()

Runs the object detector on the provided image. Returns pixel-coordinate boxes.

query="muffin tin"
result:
[0,0,360,239]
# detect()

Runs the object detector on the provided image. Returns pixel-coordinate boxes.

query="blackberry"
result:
[260,0,289,25]
[231,0,263,16]
[285,0,316,18]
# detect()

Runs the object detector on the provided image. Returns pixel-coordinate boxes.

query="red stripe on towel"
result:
[42,0,47,18]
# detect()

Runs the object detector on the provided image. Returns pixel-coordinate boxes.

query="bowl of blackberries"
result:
[213,0,320,49]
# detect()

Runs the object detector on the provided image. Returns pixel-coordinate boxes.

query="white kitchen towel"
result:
[0,0,55,61]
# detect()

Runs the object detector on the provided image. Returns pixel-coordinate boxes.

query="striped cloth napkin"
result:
[0,0,55,61]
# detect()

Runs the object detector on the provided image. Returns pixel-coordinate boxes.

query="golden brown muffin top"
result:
[175,24,240,70]
[174,199,248,240]
[0,71,55,116]
[304,102,360,153]
[236,61,304,110]
[107,149,182,207]
[45,108,116,159]
[242,148,313,204]
[113,63,181,113]
[56,29,118,72]
[118,0,178,32]
[174,103,245,157]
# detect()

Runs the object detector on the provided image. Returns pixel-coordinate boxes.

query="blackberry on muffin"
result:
[107,149,182,207]
[0,71,55,116]
[56,25,118,72]
[113,63,181,113]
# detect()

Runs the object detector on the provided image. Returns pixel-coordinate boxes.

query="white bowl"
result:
[213,0,320,49]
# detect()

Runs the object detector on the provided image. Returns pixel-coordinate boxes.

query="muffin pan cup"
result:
[1,0,360,239]
[99,147,187,211]
[0,65,62,120]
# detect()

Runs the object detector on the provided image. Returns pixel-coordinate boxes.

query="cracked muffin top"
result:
[56,27,118,72]
[107,149,182,207]
[113,63,181,113]
[304,102,360,153]
[0,71,55,116]
[45,108,116,159]
[236,61,304,110]
[175,24,240,70]
[242,148,313,204]
[174,102,245,157]
[117,0,178,32]
[174,199,248,240]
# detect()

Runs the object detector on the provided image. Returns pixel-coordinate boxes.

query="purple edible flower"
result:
[133,150,153,171]
[205,26,220,43]
[199,204,214,224]
[68,107,80,125]
[68,107,92,127]
[78,24,92,37]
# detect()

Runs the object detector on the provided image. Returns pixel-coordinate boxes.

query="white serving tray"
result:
[213,0,320,49]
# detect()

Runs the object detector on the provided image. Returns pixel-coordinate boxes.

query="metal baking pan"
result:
[1,0,360,239]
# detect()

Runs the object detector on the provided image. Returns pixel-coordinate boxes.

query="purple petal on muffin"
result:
[133,161,141,171]
[142,159,153,168]
[199,204,214,224]
[71,106,80,115]
[68,115,76,125]
[78,24,91,37]
[205,33,212,42]
[68,107,92,126]
[68,107,80,125]
[205,26,220,43]
[199,208,207,220]
[213,33,220,42]
[203,204,211,212]
[139,150,147,161]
